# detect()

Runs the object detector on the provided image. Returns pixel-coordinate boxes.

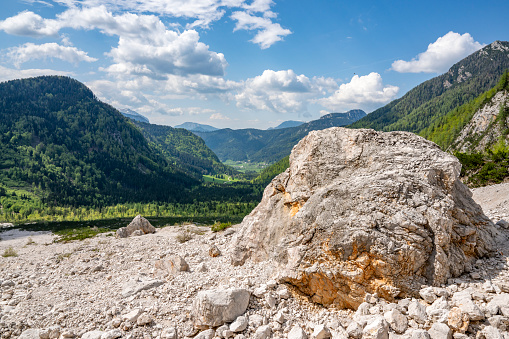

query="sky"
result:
[0,1,508,129]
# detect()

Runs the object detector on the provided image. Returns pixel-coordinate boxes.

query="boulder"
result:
[116,215,155,238]
[192,288,251,329]
[230,127,498,308]
[155,255,190,274]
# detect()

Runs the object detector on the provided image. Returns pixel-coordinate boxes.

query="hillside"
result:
[422,71,509,187]
[195,109,366,163]
[0,76,198,208]
[350,41,509,134]
[133,121,238,177]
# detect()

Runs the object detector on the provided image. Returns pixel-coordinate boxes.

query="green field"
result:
[223,160,269,173]
[202,175,243,184]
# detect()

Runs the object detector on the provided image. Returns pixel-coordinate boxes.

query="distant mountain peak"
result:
[319,109,366,120]
[267,120,305,130]
[175,122,219,132]
[120,108,149,123]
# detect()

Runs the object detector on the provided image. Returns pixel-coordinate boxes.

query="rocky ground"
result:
[0,183,508,339]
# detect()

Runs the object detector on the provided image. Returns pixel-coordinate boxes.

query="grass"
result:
[0,215,245,243]
[202,175,243,184]
[211,221,232,232]
[175,229,193,243]
[2,246,18,257]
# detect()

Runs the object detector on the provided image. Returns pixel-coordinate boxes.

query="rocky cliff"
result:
[450,89,509,153]
[231,127,500,309]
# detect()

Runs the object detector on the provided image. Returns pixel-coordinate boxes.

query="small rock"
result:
[478,326,504,339]
[161,327,177,339]
[100,329,122,339]
[137,312,153,326]
[419,287,437,303]
[195,329,215,339]
[197,262,208,272]
[346,322,363,339]
[274,310,285,324]
[122,308,142,323]
[447,307,469,333]
[155,255,189,274]
[408,329,430,339]
[18,329,41,339]
[265,293,277,308]
[61,330,75,338]
[470,272,481,280]
[249,314,264,328]
[209,245,221,257]
[311,324,331,339]
[277,287,290,299]
[384,309,408,334]
[230,316,248,333]
[362,316,389,339]
[427,323,451,339]
[408,301,427,324]
[81,331,105,339]
[193,288,251,329]
[254,325,271,339]
[288,326,308,339]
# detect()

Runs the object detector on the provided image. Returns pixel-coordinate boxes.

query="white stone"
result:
[362,316,389,339]
[384,309,408,334]
[192,288,250,329]
[427,323,451,339]
[82,331,105,339]
[288,326,308,339]
[254,325,271,339]
[311,324,331,339]
[230,316,248,332]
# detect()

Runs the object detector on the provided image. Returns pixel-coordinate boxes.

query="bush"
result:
[2,246,18,257]
[211,221,232,232]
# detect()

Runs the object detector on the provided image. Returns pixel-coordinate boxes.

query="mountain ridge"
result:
[194,109,366,163]
[349,41,509,134]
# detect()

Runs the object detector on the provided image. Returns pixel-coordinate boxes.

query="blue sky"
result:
[0,0,508,129]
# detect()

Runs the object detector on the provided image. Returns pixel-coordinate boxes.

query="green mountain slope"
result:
[420,71,509,187]
[195,109,366,163]
[0,76,198,207]
[133,121,238,177]
[350,41,509,134]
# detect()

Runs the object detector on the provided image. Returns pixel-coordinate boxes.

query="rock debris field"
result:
[0,182,506,339]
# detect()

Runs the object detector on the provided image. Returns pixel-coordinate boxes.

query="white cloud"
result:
[318,72,399,112]
[236,69,331,113]
[231,11,291,49]
[0,11,60,37]
[391,32,484,73]
[0,65,72,82]
[7,43,97,67]
[210,112,230,120]
[104,29,227,78]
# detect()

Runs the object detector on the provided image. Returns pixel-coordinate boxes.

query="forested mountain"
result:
[120,108,149,123]
[0,76,198,207]
[133,121,238,177]
[195,109,366,163]
[350,41,509,134]
[174,122,219,132]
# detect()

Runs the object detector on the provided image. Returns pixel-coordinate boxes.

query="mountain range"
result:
[194,109,366,163]
[174,122,219,132]
[1,40,508,220]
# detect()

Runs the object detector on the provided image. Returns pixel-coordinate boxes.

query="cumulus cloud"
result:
[236,69,332,113]
[104,29,227,78]
[8,43,97,67]
[318,72,399,112]
[231,11,291,49]
[0,11,60,37]
[391,32,484,73]
[0,65,72,82]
